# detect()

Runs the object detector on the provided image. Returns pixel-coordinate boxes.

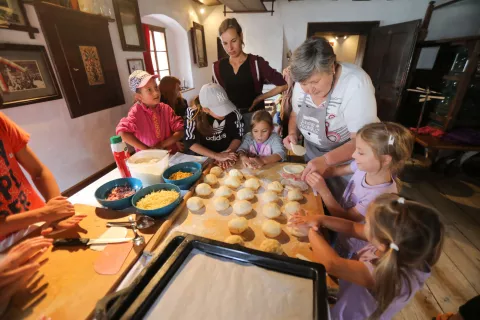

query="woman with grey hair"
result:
[283,37,377,198]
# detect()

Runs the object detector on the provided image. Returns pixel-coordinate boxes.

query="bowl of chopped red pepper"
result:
[95,178,143,210]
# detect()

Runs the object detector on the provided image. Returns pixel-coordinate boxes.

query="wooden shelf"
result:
[443,74,462,81]
[414,134,480,151]
[37,1,115,22]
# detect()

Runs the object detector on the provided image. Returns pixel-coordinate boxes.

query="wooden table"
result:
[4,204,159,320]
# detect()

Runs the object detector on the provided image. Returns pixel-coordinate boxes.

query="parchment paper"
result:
[145,249,314,320]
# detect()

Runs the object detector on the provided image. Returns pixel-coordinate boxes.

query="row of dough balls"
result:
[224,236,283,255]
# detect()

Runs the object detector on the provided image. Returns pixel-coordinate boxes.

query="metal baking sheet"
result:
[95,233,329,320]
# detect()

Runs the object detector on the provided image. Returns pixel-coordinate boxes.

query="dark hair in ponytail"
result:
[192,96,213,136]
[366,193,444,319]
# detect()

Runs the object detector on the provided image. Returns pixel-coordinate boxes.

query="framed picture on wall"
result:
[0,43,62,109]
[0,0,39,38]
[191,22,208,68]
[127,58,145,73]
[112,0,145,51]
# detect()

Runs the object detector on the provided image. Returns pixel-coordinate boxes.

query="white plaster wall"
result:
[1,2,137,191]
[324,35,360,64]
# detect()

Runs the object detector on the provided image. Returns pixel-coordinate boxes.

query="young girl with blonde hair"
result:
[289,194,445,319]
[305,122,414,258]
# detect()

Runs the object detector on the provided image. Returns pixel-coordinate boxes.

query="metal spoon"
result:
[129,215,145,246]
[106,215,155,229]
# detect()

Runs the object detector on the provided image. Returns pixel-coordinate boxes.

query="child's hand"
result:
[289,210,323,231]
[240,155,253,169]
[248,157,264,169]
[43,196,75,222]
[214,151,237,163]
[305,171,328,193]
[176,142,185,152]
[41,214,87,236]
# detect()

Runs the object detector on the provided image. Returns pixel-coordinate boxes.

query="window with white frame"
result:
[149,26,170,79]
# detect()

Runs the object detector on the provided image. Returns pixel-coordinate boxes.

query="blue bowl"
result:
[162,162,202,190]
[132,183,182,217]
[95,178,143,210]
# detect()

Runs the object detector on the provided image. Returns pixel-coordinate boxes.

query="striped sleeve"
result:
[184,107,197,148]
[233,109,244,139]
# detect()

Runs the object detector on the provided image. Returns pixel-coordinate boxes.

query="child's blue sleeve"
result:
[270,133,286,161]
[237,133,253,154]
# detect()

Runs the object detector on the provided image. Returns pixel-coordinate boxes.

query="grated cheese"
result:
[136,190,179,210]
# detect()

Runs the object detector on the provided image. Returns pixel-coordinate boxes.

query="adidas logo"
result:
[213,120,226,134]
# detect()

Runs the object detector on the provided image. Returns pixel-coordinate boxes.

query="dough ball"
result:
[263,202,281,219]
[204,173,218,186]
[224,176,241,189]
[282,201,301,216]
[237,188,255,201]
[267,181,284,193]
[224,235,244,245]
[263,191,279,203]
[215,186,233,198]
[262,220,282,238]
[229,169,244,179]
[210,166,223,177]
[244,177,260,191]
[186,197,204,211]
[233,200,253,216]
[260,239,283,255]
[287,188,303,201]
[287,225,309,238]
[228,217,248,234]
[195,183,212,196]
[214,197,230,211]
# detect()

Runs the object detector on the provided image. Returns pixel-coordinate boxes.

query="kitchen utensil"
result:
[290,142,306,156]
[129,215,145,246]
[53,237,133,247]
[106,215,155,229]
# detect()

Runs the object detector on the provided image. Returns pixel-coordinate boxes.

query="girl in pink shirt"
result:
[116,70,184,153]
[290,194,444,319]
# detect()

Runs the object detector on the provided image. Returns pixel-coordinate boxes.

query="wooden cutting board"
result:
[165,162,326,267]
[4,204,159,320]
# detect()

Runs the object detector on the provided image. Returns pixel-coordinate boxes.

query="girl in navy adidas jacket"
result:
[184,83,245,169]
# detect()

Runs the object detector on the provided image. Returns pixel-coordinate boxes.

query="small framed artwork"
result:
[79,46,105,86]
[127,58,145,73]
[0,0,39,38]
[0,43,62,109]
[112,0,145,51]
[191,22,208,68]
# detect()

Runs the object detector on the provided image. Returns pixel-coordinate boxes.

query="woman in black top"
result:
[213,18,287,132]
[184,83,244,168]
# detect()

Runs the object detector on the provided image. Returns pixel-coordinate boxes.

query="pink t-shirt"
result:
[331,244,430,320]
[335,161,398,258]
[116,102,184,153]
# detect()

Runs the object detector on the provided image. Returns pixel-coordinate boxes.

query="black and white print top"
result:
[184,108,244,153]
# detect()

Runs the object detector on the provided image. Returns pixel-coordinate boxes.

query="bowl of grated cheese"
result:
[162,162,202,190]
[132,183,182,217]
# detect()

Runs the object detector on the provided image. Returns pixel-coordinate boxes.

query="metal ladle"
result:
[129,215,145,246]
[106,215,155,229]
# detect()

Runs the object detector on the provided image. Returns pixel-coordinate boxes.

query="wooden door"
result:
[362,20,421,121]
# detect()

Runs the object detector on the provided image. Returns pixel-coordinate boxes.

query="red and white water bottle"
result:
[110,135,131,178]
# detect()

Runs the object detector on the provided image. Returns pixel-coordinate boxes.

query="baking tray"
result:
[95,233,329,320]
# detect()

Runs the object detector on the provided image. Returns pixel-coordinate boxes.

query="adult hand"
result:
[304,171,328,194]
[248,97,262,112]
[301,156,329,180]
[41,214,87,236]
[288,210,323,231]
[283,134,298,151]
[42,196,75,223]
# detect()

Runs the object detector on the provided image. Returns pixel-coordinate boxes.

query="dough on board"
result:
[282,201,301,216]
[237,188,255,201]
[262,220,282,238]
[224,176,241,189]
[214,197,230,211]
[210,166,223,177]
[195,183,212,196]
[233,200,253,216]
[259,239,283,255]
[228,217,249,234]
[287,189,303,201]
[244,177,260,191]
[186,197,204,211]
[204,173,218,186]
[267,181,284,193]
[229,169,244,179]
[215,186,233,198]
[262,191,279,203]
[287,225,309,238]
[224,235,244,245]
[263,203,281,219]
